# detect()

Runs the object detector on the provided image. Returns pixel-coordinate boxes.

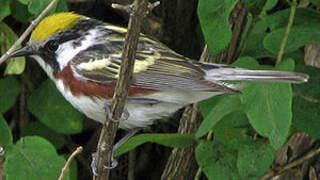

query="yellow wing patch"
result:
[76,54,155,78]
[77,57,112,71]
[133,59,155,73]
[31,12,81,42]
[105,25,127,33]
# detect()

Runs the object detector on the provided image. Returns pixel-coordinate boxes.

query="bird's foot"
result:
[105,104,130,122]
[91,128,142,174]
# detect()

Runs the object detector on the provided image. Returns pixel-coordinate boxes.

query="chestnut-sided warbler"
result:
[11,12,308,130]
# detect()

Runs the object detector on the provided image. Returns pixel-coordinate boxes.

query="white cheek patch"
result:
[55,29,100,70]
[30,55,54,79]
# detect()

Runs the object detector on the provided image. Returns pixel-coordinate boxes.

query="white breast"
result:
[54,80,188,129]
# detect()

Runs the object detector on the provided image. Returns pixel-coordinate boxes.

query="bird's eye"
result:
[45,40,59,52]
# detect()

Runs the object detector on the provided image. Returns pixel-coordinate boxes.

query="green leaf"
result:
[195,140,239,180]
[214,111,251,150]
[55,0,68,12]
[283,49,304,64]
[198,0,238,57]
[264,8,320,30]
[240,59,294,149]
[292,65,320,138]
[198,94,228,116]
[4,136,69,180]
[263,25,320,55]
[0,0,10,21]
[232,56,260,69]
[262,0,278,12]
[0,22,26,75]
[309,0,320,6]
[197,95,243,138]
[27,0,61,16]
[27,80,83,134]
[242,0,267,16]
[294,65,320,100]
[0,115,13,148]
[213,111,249,129]
[292,97,320,138]
[237,140,275,179]
[241,21,274,58]
[28,0,52,15]
[5,58,26,75]
[21,121,66,149]
[0,77,21,113]
[114,133,195,157]
[10,0,33,23]
[18,0,29,5]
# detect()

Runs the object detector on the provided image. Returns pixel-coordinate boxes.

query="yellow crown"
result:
[31,12,81,42]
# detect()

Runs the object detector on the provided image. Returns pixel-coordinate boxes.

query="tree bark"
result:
[161,2,247,179]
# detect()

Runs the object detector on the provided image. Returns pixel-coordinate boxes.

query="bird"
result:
[10,12,308,131]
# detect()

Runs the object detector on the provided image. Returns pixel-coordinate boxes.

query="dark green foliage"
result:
[198,0,238,57]
[0,0,319,179]
[0,77,21,113]
[4,136,70,180]
[196,0,320,179]
[0,115,12,148]
[27,80,83,134]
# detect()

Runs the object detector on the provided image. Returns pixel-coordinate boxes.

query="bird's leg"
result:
[91,128,143,174]
[105,103,130,122]
[112,127,143,151]
[104,127,142,169]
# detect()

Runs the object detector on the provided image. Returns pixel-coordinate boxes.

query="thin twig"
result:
[194,168,202,180]
[111,1,160,14]
[58,146,83,180]
[238,17,258,57]
[276,0,297,64]
[93,0,149,180]
[0,0,60,66]
[259,147,320,180]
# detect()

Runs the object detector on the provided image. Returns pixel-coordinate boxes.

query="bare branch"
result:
[111,1,160,14]
[259,147,320,180]
[0,0,60,66]
[58,146,83,180]
[161,46,210,180]
[93,0,148,180]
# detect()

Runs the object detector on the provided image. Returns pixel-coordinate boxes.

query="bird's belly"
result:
[55,80,183,129]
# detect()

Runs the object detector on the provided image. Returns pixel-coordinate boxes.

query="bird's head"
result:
[10,12,103,78]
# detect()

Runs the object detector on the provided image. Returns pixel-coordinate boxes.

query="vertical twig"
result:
[276,0,297,64]
[238,17,258,57]
[93,0,148,180]
[161,2,247,179]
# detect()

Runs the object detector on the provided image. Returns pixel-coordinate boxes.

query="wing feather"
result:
[70,26,237,93]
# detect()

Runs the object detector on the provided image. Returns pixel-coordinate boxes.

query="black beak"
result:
[10,45,36,57]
